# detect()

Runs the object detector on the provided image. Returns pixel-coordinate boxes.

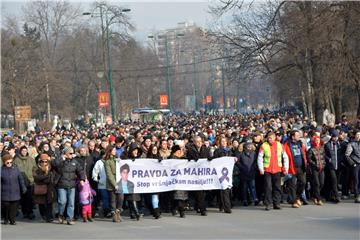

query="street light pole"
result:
[164,36,172,112]
[105,13,116,123]
[210,62,215,112]
[148,33,183,112]
[192,53,198,111]
[221,64,226,115]
[83,6,131,123]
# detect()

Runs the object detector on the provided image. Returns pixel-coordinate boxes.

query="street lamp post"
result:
[221,63,226,115]
[192,54,198,111]
[148,33,184,112]
[164,36,172,112]
[83,6,130,123]
[104,12,116,123]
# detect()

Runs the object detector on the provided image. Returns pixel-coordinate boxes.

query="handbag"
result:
[34,184,48,195]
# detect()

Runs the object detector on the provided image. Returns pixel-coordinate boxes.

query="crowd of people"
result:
[1,110,360,226]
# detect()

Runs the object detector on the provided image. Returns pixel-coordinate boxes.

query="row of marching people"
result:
[1,115,360,225]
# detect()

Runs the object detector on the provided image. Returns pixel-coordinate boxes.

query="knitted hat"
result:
[62,147,74,155]
[330,129,339,137]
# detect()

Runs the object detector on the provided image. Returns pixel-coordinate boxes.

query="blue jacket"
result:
[1,165,26,201]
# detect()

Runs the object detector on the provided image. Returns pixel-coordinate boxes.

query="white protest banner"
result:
[115,157,235,194]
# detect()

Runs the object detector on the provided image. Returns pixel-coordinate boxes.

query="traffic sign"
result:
[14,106,31,122]
[98,92,110,108]
[160,95,168,107]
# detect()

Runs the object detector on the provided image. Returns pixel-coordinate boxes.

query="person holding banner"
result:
[158,139,172,214]
[140,135,152,158]
[171,144,188,218]
[123,143,141,221]
[212,137,233,214]
[257,132,289,211]
[104,146,123,223]
[186,135,211,216]
[146,144,161,219]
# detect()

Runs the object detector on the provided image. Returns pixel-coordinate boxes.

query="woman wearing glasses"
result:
[1,153,27,225]
[33,153,56,222]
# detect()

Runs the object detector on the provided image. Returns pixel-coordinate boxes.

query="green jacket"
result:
[104,157,117,191]
[14,155,37,186]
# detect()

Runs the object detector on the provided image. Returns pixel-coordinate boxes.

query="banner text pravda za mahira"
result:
[132,167,218,178]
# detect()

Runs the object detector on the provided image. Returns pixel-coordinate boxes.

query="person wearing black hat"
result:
[324,129,346,203]
[171,144,188,218]
[123,143,142,221]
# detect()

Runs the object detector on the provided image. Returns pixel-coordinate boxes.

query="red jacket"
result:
[283,141,307,175]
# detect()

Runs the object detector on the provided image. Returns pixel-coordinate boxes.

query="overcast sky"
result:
[1,0,217,41]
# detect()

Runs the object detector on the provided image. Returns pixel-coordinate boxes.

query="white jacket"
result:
[92,159,107,189]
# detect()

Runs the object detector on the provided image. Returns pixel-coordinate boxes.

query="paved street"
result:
[2,201,359,240]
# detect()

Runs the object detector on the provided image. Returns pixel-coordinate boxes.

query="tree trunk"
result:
[84,83,92,114]
[236,81,240,112]
[357,84,360,116]
[334,85,343,123]
[305,48,314,120]
[301,90,308,117]
[314,91,325,124]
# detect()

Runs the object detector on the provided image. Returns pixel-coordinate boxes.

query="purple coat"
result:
[78,180,96,205]
[1,165,26,201]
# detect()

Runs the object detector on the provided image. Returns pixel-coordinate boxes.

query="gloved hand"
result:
[207,158,212,161]
[158,159,162,163]
[132,158,135,162]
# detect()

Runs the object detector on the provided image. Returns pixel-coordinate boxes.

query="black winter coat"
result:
[324,140,347,170]
[51,157,85,188]
[235,150,257,180]
[186,144,210,160]
[213,147,232,158]
[76,155,94,181]
[307,146,326,172]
